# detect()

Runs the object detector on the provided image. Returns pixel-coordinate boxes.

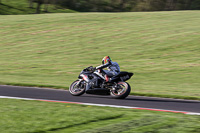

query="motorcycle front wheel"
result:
[110,82,131,99]
[69,80,85,96]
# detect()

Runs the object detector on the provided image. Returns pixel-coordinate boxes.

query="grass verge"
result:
[0,11,200,100]
[0,98,200,133]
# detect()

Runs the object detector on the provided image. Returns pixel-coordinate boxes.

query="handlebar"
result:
[84,66,96,72]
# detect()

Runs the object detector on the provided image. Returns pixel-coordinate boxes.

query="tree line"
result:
[58,0,200,12]
[1,0,198,14]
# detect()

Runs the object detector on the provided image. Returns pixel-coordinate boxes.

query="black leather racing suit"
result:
[96,61,120,77]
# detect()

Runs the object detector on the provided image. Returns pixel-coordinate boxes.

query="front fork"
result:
[76,79,91,92]
[76,79,83,86]
[79,74,91,91]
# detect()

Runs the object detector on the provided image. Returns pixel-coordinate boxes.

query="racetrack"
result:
[0,85,199,114]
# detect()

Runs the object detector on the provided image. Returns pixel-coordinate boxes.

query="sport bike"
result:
[69,66,133,99]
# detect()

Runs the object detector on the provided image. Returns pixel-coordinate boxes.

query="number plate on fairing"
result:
[120,75,130,81]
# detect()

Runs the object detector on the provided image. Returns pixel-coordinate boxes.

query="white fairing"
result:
[80,74,89,82]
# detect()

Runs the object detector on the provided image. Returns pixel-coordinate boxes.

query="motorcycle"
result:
[69,66,133,99]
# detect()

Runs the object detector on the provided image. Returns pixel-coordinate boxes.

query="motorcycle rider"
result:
[94,56,120,82]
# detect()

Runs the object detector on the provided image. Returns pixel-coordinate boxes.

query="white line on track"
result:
[1,95,200,115]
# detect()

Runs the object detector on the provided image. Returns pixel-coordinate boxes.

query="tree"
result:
[44,0,50,12]
[119,0,127,11]
[32,0,54,13]
[39,0,200,12]
[28,0,33,8]
[34,0,44,13]
[33,0,61,13]
[187,0,195,9]
[165,0,177,10]
[190,0,200,9]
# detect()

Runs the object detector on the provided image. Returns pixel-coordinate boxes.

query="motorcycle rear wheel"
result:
[110,82,131,99]
[69,80,85,96]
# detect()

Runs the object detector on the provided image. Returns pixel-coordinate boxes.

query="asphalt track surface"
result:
[0,85,200,113]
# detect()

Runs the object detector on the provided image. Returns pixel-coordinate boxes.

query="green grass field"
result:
[0,0,76,15]
[0,11,200,100]
[0,98,199,133]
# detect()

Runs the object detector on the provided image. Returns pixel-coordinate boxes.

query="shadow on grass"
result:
[33,114,123,133]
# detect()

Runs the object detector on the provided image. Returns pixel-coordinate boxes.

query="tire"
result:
[110,82,131,99]
[69,80,85,96]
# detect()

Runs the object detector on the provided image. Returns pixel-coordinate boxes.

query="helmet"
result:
[102,56,111,64]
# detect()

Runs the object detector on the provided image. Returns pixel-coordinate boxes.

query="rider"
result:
[95,56,120,82]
